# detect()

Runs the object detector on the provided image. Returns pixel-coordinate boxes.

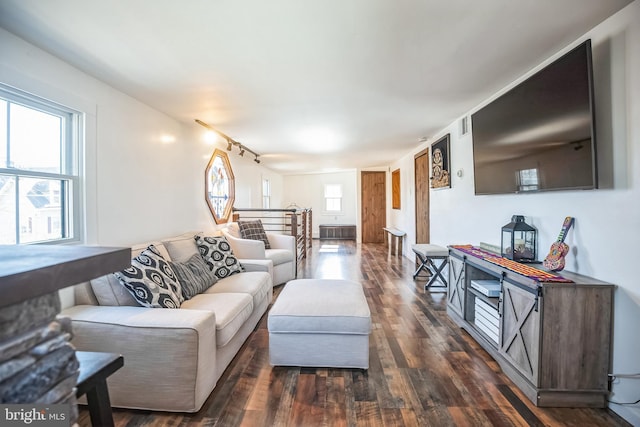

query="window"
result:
[262,178,271,209]
[517,168,539,192]
[324,184,342,213]
[0,85,82,244]
[204,149,235,224]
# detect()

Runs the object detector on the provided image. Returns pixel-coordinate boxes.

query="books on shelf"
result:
[470,279,501,297]
[474,296,500,344]
[474,316,499,344]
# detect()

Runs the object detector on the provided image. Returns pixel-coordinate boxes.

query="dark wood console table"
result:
[447,246,614,408]
[76,351,124,427]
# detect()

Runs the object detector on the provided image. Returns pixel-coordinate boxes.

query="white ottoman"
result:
[268,279,371,369]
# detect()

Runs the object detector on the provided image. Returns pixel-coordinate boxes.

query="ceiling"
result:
[0,0,632,174]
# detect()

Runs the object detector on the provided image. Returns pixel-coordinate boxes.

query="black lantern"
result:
[501,215,537,262]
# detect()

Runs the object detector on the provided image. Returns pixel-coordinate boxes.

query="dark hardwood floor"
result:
[78,240,630,426]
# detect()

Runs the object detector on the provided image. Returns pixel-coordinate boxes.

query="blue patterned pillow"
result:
[194,235,244,279]
[114,244,184,308]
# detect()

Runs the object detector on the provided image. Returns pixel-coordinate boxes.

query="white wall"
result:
[283,170,357,238]
[392,3,640,423]
[0,28,283,247]
[388,157,420,255]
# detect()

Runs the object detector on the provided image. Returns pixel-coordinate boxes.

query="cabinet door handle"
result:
[534,287,542,312]
[498,275,505,317]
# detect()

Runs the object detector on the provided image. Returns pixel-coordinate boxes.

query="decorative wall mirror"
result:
[205,149,235,224]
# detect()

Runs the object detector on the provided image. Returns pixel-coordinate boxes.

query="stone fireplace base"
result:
[0,292,79,425]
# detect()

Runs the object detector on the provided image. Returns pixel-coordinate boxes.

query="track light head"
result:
[194,120,261,166]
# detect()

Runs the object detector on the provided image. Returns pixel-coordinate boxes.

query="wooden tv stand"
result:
[447,246,614,408]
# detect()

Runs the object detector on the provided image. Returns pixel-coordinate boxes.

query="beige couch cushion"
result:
[180,293,253,347]
[266,249,294,266]
[131,242,171,259]
[91,274,140,307]
[73,281,99,306]
[205,271,272,310]
[224,222,241,238]
[162,232,201,262]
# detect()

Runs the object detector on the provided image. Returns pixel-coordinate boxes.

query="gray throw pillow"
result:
[114,244,184,308]
[238,219,271,249]
[194,234,244,279]
[169,253,218,300]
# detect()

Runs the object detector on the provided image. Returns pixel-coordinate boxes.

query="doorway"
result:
[361,171,386,243]
[415,148,430,244]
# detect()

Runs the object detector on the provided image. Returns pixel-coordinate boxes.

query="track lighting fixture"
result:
[196,119,261,164]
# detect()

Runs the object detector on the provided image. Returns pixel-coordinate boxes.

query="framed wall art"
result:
[392,168,400,209]
[430,134,451,189]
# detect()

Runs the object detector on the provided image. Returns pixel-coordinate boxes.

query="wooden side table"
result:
[383,227,406,256]
[76,351,124,427]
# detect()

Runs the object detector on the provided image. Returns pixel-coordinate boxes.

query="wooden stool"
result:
[412,244,449,291]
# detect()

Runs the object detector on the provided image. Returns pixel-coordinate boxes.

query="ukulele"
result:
[543,217,575,271]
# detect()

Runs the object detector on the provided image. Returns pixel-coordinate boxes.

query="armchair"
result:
[222,225,296,286]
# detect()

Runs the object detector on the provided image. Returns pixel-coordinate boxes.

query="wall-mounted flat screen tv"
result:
[471,40,597,195]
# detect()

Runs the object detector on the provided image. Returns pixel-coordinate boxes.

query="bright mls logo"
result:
[1,405,68,426]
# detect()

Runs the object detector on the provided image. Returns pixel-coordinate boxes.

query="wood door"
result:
[361,171,386,243]
[414,148,430,243]
[499,281,541,386]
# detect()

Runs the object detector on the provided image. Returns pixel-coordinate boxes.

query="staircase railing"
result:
[232,208,312,260]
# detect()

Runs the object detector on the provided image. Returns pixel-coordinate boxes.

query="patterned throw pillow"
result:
[195,235,244,279]
[114,244,184,308]
[238,219,271,249]
[169,253,219,300]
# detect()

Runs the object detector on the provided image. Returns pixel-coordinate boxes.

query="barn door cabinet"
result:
[447,247,614,408]
[447,255,465,317]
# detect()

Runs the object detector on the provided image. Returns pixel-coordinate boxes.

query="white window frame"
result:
[0,84,82,244]
[517,168,540,192]
[262,178,271,209]
[323,183,343,213]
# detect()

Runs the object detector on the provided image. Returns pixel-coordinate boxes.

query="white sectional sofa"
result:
[60,232,273,412]
[221,223,297,286]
